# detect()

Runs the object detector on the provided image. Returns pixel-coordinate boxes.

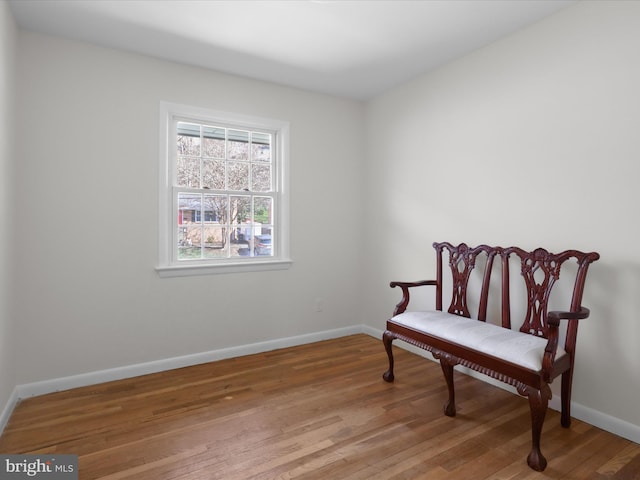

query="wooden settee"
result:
[382,242,600,471]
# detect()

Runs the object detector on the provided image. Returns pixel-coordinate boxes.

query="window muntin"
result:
[157,103,290,276]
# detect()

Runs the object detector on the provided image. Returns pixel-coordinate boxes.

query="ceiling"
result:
[10,0,576,100]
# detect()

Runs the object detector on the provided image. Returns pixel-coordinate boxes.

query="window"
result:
[157,102,291,277]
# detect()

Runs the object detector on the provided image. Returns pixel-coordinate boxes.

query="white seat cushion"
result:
[391,310,566,372]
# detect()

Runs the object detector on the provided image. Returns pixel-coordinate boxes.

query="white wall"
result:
[13,31,365,384]
[363,0,640,433]
[0,0,16,423]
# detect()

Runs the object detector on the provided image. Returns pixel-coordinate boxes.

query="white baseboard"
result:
[0,386,19,436]
[2,325,639,446]
[569,401,640,444]
[0,325,363,435]
[16,325,364,400]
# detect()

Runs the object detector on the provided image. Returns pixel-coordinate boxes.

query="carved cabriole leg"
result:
[561,370,573,428]
[439,359,456,417]
[432,350,458,417]
[519,383,552,472]
[382,330,395,382]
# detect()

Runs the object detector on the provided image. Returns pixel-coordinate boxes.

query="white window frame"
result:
[156,102,291,277]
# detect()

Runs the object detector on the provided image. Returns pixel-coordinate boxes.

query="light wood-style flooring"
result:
[1,334,639,479]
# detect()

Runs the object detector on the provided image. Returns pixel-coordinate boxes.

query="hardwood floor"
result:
[1,334,639,479]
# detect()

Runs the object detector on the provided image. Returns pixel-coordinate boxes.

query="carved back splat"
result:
[503,247,600,340]
[434,242,497,320]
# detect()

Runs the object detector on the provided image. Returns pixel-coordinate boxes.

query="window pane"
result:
[228,129,249,160]
[228,162,249,191]
[178,193,201,224]
[203,226,228,258]
[229,195,251,225]
[177,122,201,156]
[176,156,200,188]
[253,231,272,257]
[253,197,273,224]
[203,194,227,223]
[203,159,225,190]
[231,228,251,258]
[251,132,271,162]
[251,164,271,192]
[203,126,225,158]
[178,226,202,259]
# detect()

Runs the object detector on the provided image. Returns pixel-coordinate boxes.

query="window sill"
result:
[155,258,293,277]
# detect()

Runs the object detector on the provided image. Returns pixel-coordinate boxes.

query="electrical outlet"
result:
[315,298,324,312]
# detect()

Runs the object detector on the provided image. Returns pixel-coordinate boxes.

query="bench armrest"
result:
[547,307,590,325]
[390,280,438,316]
[542,307,591,382]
